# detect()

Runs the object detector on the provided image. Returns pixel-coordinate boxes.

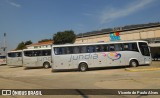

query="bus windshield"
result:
[139,42,150,56]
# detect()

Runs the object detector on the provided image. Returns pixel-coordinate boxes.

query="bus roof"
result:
[0,55,6,57]
[7,50,23,53]
[52,40,148,47]
[23,48,51,51]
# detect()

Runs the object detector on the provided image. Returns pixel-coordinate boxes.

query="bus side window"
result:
[42,50,51,56]
[47,50,51,55]
[129,43,139,52]
[114,44,123,51]
[123,43,130,51]
[87,46,95,53]
[66,47,73,54]
[95,45,107,52]
[36,51,39,56]
[95,45,101,52]
[62,47,67,54]
[16,52,22,57]
[80,46,87,53]
[100,45,106,52]
[19,52,22,57]
[24,51,33,57]
[73,47,80,54]
[103,45,109,52]
[8,53,13,57]
[33,50,41,56]
[54,47,67,55]
[109,44,115,51]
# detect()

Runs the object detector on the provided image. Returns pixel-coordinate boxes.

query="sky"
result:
[0,0,160,51]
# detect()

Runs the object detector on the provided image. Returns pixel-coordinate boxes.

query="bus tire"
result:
[79,63,88,72]
[129,60,138,67]
[43,62,51,69]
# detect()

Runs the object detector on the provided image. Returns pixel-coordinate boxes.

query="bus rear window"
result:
[8,52,22,57]
[0,56,6,59]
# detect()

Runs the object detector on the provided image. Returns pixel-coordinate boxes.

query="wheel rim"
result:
[45,65,48,68]
[44,64,49,68]
[81,64,86,71]
[132,62,137,67]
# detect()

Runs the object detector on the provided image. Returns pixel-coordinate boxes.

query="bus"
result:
[0,55,7,65]
[23,48,51,68]
[7,50,23,66]
[51,40,151,71]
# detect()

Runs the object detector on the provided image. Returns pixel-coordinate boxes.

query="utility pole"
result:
[3,33,7,56]
[81,33,83,42]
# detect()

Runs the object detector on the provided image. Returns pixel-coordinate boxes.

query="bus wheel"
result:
[43,62,50,69]
[79,63,88,72]
[130,60,138,67]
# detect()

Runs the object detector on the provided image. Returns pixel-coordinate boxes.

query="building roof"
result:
[77,22,160,38]
[26,40,53,47]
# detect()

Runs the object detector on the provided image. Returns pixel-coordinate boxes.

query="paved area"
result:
[0,61,160,98]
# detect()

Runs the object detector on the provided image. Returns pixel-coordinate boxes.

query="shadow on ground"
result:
[52,66,130,73]
[23,67,48,70]
[0,64,7,66]
[9,66,22,68]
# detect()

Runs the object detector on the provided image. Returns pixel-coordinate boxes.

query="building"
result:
[26,40,53,49]
[75,22,160,59]
[75,22,160,43]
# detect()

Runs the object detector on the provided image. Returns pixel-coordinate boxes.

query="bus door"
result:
[138,42,151,64]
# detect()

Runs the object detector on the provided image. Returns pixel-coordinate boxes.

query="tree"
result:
[16,42,26,50]
[25,40,32,45]
[53,30,76,44]
[38,39,52,43]
[16,40,33,50]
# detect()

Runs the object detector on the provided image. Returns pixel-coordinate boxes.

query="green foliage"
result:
[16,40,33,50]
[53,30,76,44]
[25,40,32,45]
[16,42,26,50]
[38,39,52,43]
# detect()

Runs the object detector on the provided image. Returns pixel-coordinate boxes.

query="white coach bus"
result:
[0,55,7,65]
[7,50,23,66]
[52,40,151,71]
[23,48,51,68]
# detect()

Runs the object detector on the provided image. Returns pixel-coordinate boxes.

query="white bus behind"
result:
[7,50,23,66]
[52,40,151,71]
[23,48,51,68]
